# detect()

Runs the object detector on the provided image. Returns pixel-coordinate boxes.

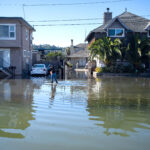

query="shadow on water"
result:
[87,77,150,137]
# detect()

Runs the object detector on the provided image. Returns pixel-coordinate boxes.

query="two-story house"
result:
[0,17,35,76]
[86,8,150,46]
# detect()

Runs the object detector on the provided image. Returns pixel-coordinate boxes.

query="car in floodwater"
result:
[30,64,47,76]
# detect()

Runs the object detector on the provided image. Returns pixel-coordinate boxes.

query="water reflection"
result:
[0,76,150,150]
[87,77,150,137]
[0,79,39,139]
[65,70,88,79]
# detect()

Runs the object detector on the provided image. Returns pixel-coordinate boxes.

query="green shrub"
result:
[95,67,102,73]
[66,61,73,67]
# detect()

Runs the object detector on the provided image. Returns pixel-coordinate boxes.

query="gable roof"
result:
[73,43,88,49]
[86,11,150,41]
[104,17,130,30]
[67,50,89,58]
[116,12,150,32]
[0,17,35,31]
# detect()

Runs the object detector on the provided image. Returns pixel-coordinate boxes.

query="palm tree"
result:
[126,33,150,71]
[89,37,122,66]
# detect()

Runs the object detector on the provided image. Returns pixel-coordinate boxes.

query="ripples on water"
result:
[0,77,150,150]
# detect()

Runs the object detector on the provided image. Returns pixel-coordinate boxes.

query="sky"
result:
[0,0,150,47]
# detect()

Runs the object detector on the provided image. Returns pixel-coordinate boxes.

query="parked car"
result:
[30,64,47,76]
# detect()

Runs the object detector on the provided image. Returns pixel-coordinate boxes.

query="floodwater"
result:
[0,76,150,150]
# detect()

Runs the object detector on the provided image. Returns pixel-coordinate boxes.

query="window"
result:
[23,50,27,57]
[24,50,31,57]
[27,51,31,57]
[30,32,33,40]
[108,28,124,37]
[25,29,29,40]
[0,24,16,40]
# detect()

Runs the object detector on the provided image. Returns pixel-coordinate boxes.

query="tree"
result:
[46,52,64,61]
[89,37,122,66]
[126,34,150,70]
[66,47,71,55]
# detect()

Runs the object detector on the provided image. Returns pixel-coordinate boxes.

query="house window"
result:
[25,29,29,40]
[23,50,27,57]
[30,32,33,40]
[108,28,124,37]
[0,24,16,40]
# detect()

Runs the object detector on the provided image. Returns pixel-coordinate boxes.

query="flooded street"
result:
[0,76,150,150]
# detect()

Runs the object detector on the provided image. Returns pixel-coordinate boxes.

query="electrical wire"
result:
[33,23,102,27]
[23,0,132,6]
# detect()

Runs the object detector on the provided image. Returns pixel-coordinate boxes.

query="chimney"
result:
[71,39,73,46]
[70,39,74,54]
[103,8,112,24]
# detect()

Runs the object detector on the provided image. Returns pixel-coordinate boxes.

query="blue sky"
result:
[0,0,150,47]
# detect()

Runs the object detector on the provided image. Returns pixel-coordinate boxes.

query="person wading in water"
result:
[49,65,58,84]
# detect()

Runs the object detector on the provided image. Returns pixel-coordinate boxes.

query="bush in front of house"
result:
[95,67,102,73]
[100,64,135,73]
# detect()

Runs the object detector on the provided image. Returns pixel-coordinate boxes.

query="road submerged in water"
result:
[0,76,150,150]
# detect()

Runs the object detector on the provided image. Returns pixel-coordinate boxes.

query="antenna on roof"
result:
[125,8,127,12]
[107,8,110,12]
[22,4,26,19]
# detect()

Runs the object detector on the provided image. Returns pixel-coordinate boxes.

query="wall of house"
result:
[0,19,22,48]
[95,32,106,40]
[70,58,88,68]
[22,25,33,74]
[10,48,22,75]
[109,20,125,28]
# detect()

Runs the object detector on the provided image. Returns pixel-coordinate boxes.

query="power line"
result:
[23,0,132,7]
[28,18,101,22]
[28,15,150,23]
[32,18,150,27]
[33,23,102,27]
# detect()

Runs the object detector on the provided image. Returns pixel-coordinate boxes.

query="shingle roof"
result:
[67,50,90,58]
[74,43,88,49]
[116,12,150,32]
[86,11,150,41]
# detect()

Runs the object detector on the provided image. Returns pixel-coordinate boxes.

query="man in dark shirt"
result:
[49,65,58,83]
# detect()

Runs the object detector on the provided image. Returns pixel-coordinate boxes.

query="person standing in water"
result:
[49,65,58,83]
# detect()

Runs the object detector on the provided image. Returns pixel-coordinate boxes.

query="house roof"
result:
[74,43,88,49]
[67,50,90,58]
[116,12,150,32]
[0,17,35,31]
[85,11,150,41]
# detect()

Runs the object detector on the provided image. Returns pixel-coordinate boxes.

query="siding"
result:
[10,48,22,75]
